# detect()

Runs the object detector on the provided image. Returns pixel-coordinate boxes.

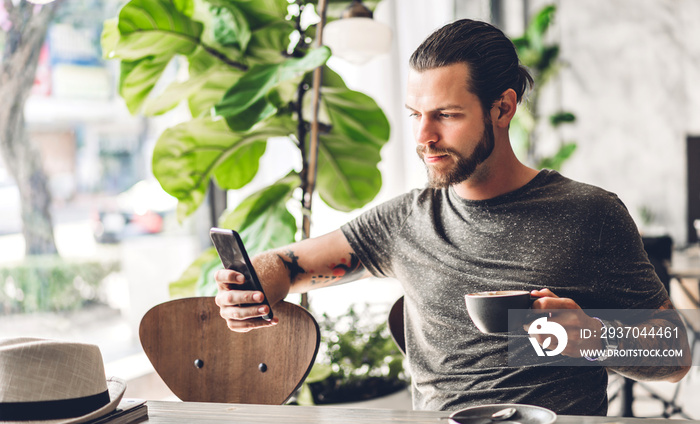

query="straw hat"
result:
[0,338,126,423]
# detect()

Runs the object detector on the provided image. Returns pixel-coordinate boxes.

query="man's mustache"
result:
[416,146,456,158]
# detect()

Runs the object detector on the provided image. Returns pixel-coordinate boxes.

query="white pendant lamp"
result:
[323,0,392,65]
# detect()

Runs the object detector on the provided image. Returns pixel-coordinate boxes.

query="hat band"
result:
[0,390,110,421]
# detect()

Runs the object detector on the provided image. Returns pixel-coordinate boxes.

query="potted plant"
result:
[296,304,409,406]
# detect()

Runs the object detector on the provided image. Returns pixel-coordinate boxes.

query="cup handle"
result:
[525,295,551,321]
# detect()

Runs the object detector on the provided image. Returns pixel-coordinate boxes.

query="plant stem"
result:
[295,2,309,175]
[299,0,328,308]
[302,0,328,239]
[296,81,308,172]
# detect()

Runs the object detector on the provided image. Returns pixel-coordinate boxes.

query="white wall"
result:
[529,0,700,244]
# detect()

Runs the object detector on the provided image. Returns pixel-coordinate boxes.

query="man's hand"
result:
[527,288,603,357]
[214,230,367,333]
[215,269,279,333]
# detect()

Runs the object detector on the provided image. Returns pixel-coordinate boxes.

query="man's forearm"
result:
[607,300,691,383]
[248,230,372,304]
[274,248,370,293]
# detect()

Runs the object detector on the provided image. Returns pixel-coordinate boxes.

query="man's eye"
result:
[439,113,454,118]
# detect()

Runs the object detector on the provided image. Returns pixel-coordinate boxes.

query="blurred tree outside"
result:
[0,0,61,255]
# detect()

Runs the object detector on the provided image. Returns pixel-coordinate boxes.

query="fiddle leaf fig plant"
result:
[102,0,390,297]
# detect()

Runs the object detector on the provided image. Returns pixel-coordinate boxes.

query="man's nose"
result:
[414,118,438,146]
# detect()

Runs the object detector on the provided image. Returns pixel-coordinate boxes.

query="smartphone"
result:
[209,227,273,321]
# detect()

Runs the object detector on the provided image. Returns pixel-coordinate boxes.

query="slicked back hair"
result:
[410,19,533,113]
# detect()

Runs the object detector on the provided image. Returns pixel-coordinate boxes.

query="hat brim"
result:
[1,377,127,424]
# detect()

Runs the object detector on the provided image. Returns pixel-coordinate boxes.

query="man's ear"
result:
[490,89,518,128]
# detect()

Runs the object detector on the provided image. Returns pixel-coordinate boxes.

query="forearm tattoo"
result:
[276,250,366,287]
[277,250,306,284]
[310,253,364,286]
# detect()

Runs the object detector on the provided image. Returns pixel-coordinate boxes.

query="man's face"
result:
[406,63,495,188]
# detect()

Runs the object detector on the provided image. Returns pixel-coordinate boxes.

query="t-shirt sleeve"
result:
[592,194,669,309]
[341,192,416,279]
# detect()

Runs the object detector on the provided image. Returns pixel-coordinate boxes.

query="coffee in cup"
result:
[465,290,533,334]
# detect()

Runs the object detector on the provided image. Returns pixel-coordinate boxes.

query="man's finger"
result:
[220,303,271,320]
[216,269,246,289]
[530,288,559,298]
[215,290,264,307]
[225,317,279,333]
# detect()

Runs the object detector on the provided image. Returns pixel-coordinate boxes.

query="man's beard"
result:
[416,118,495,189]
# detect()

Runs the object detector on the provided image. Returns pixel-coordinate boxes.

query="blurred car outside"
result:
[92,179,177,243]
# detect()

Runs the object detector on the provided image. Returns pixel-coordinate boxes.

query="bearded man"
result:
[214,19,689,415]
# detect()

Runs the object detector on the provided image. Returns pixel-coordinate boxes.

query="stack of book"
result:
[88,399,148,424]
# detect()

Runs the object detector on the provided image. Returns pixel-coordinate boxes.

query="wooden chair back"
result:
[388,296,406,355]
[139,297,320,404]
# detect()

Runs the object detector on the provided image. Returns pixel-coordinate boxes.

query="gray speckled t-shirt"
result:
[341,170,668,415]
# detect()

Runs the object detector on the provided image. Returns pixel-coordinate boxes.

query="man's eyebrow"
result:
[404,104,465,112]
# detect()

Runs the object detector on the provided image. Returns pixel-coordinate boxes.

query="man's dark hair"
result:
[410,19,533,113]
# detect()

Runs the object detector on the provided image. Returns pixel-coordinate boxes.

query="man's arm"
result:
[531,290,691,383]
[606,299,690,383]
[215,229,371,332]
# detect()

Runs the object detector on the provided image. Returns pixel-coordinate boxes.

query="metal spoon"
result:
[489,408,517,420]
[439,407,518,421]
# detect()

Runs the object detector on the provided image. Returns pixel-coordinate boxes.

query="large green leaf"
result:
[119,57,171,114]
[152,116,295,219]
[306,86,389,211]
[320,87,390,149]
[111,0,205,113]
[213,140,267,189]
[184,47,245,117]
[317,131,383,211]
[188,75,239,117]
[186,40,241,74]
[115,0,203,61]
[246,20,296,64]
[210,2,251,51]
[208,0,289,31]
[143,65,242,116]
[227,98,279,132]
[173,0,195,16]
[214,47,331,129]
[321,66,348,89]
[220,173,300,255]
